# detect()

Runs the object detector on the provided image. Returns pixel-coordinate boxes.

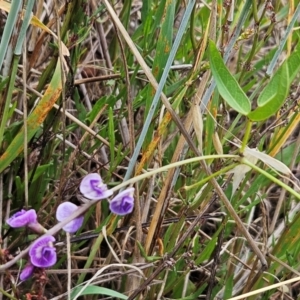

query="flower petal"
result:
[79,173,113,200]
[20,263,35,281]
[6,209,37,228]
[109,188,134,216]
[56,202,84,233]
[62,216,84,233]
[29,235,57,268]
[56,202,77,221]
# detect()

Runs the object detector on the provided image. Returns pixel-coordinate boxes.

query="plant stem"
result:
[242,158,300,200]
[240,119,253,153]
[184,163,238,191]
[110,154,238,192]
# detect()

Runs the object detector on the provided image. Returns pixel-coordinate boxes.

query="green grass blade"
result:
[0,55,19,148]
[123,0,196,181]
[143,0,176,148]
[266,4,300,76]
[14,0,35,55]
[108,106,115,164]
[0,60,63,173]
[71,285,128,299]
[0,0,21,72]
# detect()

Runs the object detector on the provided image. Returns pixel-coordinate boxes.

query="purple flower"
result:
[29,235,57,268]
[6,209,37,228]
[20,263,35,281]
[56,202,84,233]
[6,209,44,233]
[109,188,135,216]
[80,173,113,200]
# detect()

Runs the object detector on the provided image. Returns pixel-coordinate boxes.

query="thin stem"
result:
[252,0,259,23]
[110,154,238,192]
[183,163,238,191]
[241,158,300,200]
[240,120,252,153]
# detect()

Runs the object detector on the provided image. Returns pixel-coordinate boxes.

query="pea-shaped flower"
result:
[109,188,134,216]
[6,209,45,233]
[56,202,84,233]
[29,235,57,268]
[80,173,113,200]
[20,263,35,281]
[7,209,37,227]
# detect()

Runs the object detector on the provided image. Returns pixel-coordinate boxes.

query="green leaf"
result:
[137,241,161,262]
[257,64,287,107]
[71,285,128,299]
[223,275,234,299]
[29,164,52,183]
[248,63,289,121]
[209,40,251,115]
[0,76,9,91]
[248,49,300,121]
[195,235,218,264]
[84,96,107,125]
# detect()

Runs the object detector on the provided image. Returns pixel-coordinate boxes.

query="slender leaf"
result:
[248,49,300,121]
[0,60,63,173]
[71,285,128,299]
[209,40,251,115]
[108,106,115,164]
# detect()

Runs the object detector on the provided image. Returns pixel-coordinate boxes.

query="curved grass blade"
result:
[71,286,128,300]
[0,60,63,173]
[208,40,251,115]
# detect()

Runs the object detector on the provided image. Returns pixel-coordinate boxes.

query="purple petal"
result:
[6,209,37,228]
[79,173,113,200]
[109,188,135,216]
[20,263,35,281]
[29,235,57,268]
[56,202,84,233]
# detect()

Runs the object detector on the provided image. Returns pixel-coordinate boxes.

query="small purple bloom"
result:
[80,173,113,200]
[6,209,45,233]
[20,263,35,281]
[29,235,57,268]
[6,209,37,228]
[56,202,84,233]
[109,188,135,216]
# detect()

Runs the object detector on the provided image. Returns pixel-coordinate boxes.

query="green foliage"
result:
[71,285,128,299]
[209,40,251,115]
[248,48,300,121]
[1,0,300,299]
